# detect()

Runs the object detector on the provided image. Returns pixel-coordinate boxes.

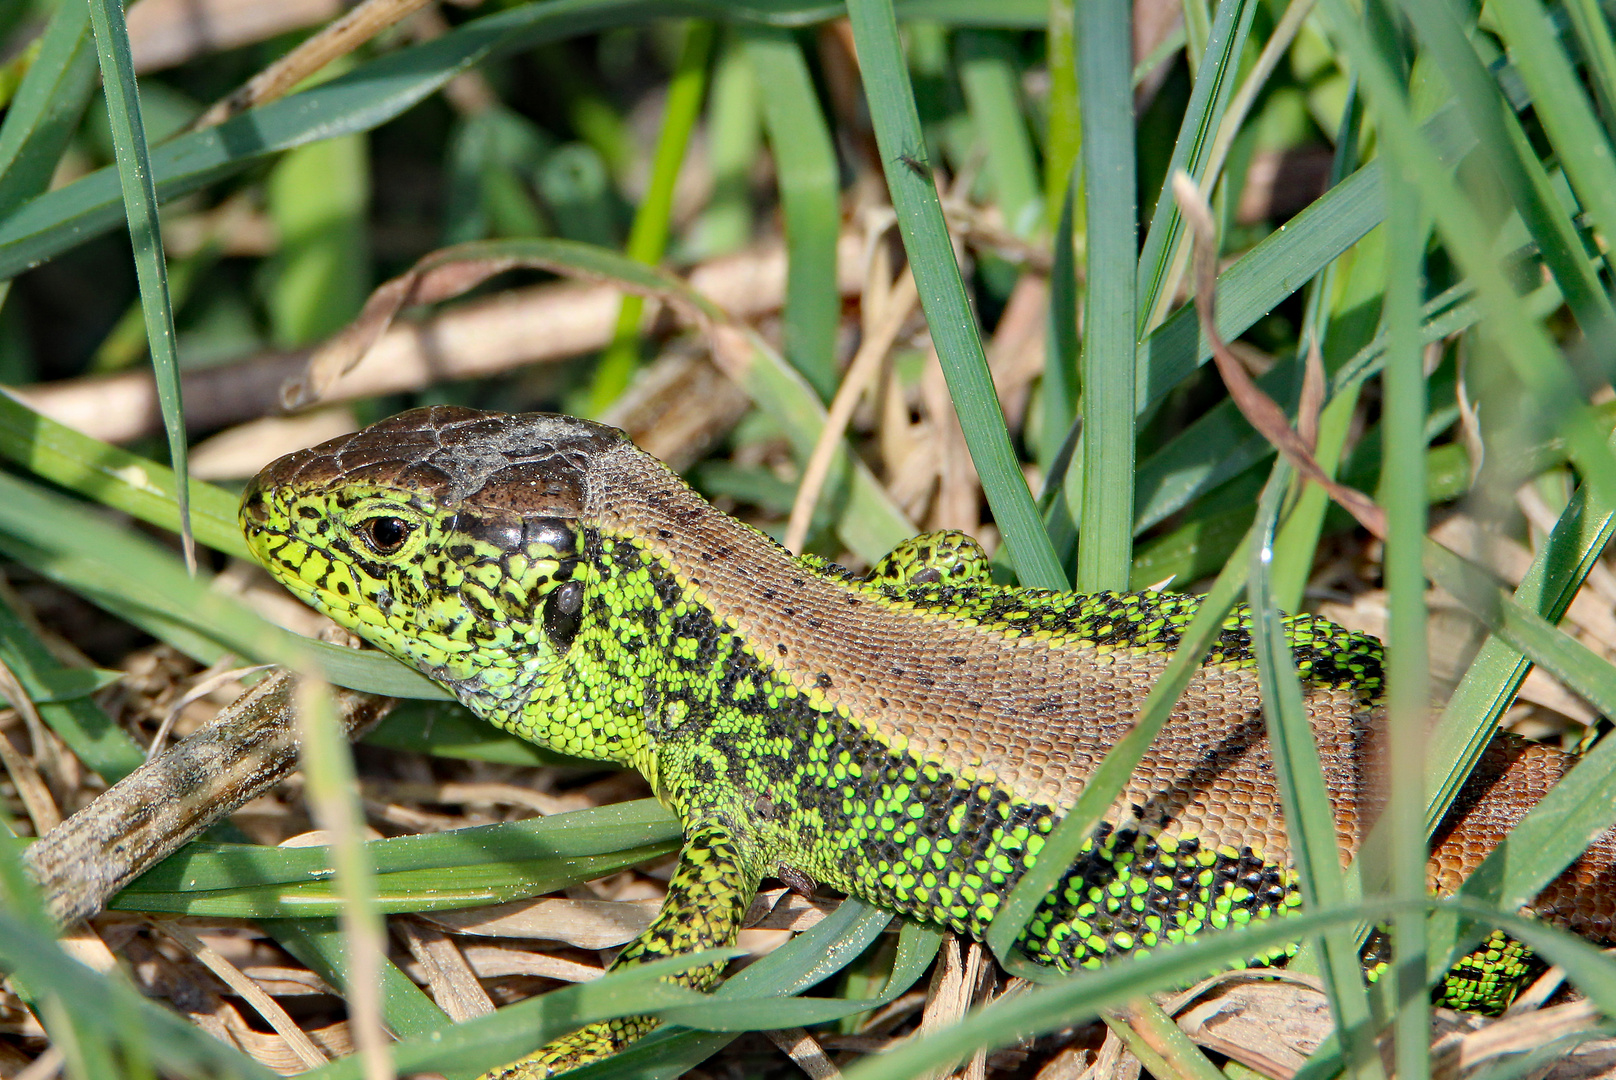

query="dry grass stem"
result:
[291,678,391,1080]
[19,235,863,444]
[126,0,343,73]
[766,1027,845,1080]
[191,0,436,130]
[785,267,919,553]
[396,918,496,1021]
[153,919,329,1069]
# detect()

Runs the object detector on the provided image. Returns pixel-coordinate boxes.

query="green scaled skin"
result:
[239,408,1580,1079]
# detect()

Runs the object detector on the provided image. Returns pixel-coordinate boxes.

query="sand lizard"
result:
[240,405,1616,1078]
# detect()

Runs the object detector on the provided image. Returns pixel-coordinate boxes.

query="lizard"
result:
[239,404,1616,1079]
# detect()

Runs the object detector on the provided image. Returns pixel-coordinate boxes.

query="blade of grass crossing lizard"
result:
[844,0,1066,590]
[1381,159,1432,1080]
[1074,0,1136,593]
[1248,465,1383,1080]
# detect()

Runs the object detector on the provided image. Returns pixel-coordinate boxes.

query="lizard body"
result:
[241,406,1616,1078]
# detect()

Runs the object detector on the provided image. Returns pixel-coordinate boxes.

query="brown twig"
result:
[25,668,391,926]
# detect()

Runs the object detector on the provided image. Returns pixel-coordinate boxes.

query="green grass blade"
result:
[301,951,731,1080]
[114,801,682,917]
[1380,162,1430,1080]
[266,126,371,348]
[84,0,192,568]
[1399,0,1616,359]
[1042,181,1080,470]
[1182,0,1212,72]
[1267,80,1367,611]
[687,30,760,257]
[1562,0,1616,135]
[1134,0,1257,333]
[658,911,935,1029]
[1135,107,1474,416]
[744,25,842,400]
[1424,476,1616,832]
[115,844,679,916]
[1132,273,1490,539]
[363,700,569,766]
[1488,0,1616,305]
[265,918,452,1041]
[1043,0,1081,231]
[844,0,1065,590]
[1423,540,1616,716]
[122,801,679,892]
[0,0,96,219]
[0,911,275,1079]
[590,20,716,412]
[1074,0,1136,592]
[0,391,245,557]
[957,31,1041,236]
[1246,466,1381,1080]
[541,910,925,1080]
[1321,0,1616,512]
[1129,438,1469,592]
[0,596,144,783]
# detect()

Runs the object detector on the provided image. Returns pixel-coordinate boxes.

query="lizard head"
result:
[240,405,625,714]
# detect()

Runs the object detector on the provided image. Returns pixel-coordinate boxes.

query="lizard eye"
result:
[359,516,413,555]
[543,580,585,649]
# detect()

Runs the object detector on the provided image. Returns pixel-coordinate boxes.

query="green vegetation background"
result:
[2,0,1616,1077]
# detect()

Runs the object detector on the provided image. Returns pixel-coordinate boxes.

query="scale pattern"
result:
[240,407,1616,1080]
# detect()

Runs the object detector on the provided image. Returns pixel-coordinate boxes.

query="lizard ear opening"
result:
[543,580,585,649]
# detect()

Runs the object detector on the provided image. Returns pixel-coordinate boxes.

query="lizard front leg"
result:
[485,819,760,1080]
